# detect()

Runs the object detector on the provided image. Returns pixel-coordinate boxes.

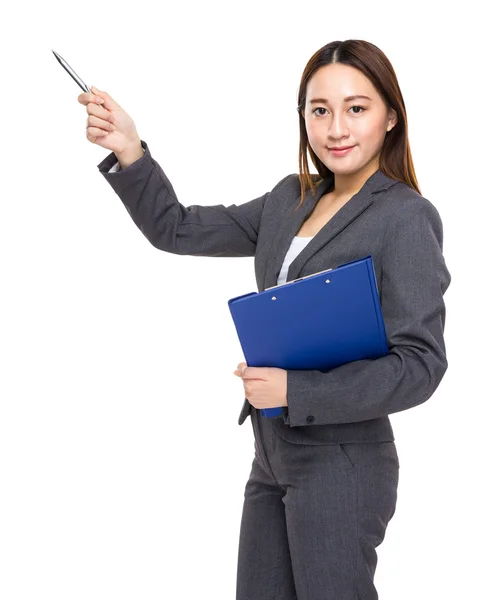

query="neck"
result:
[331,161,380,198]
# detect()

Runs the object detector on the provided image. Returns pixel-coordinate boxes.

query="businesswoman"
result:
[79,39,450,600]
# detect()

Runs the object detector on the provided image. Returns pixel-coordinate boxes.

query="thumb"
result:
[91,85,118,111]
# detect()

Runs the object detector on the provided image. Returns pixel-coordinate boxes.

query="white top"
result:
[276,235,314,285]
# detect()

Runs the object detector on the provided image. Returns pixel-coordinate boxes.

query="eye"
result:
[312,106,366,116]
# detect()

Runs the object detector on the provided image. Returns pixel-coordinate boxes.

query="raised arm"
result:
[98,140,288,257]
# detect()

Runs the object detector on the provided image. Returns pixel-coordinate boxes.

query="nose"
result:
[328,113,350,139]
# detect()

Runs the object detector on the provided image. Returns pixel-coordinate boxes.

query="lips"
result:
[329,145,354,150]
[328,145,356,157]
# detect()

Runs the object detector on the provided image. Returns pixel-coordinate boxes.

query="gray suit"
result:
[97,139,450,599]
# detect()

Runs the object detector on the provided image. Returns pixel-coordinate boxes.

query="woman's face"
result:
[303,63,397,176]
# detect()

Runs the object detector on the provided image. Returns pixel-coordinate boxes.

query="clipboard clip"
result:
[265,268,333,291]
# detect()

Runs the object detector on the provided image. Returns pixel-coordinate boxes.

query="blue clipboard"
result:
[227,255,388,418]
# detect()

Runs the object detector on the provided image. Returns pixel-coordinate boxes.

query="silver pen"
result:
[52,50,92,94]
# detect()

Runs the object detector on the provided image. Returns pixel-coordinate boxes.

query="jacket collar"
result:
[263,169,398,291]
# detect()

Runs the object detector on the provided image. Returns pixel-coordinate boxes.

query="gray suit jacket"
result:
[97,139,451,445]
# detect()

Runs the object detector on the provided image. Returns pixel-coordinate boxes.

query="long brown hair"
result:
[296,39,420,208]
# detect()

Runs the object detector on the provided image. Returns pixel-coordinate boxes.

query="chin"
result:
[328,161,358,172]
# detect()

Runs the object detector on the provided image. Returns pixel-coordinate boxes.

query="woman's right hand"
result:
[77,85,141,155]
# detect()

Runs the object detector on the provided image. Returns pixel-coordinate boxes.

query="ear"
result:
[387,107,398,131]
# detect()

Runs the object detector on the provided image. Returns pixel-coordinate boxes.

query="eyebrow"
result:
[308,95,373,105]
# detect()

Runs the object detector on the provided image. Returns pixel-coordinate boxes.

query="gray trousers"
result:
[236,408,400,600]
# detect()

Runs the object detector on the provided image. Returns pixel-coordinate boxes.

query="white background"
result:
[1,1,479,598]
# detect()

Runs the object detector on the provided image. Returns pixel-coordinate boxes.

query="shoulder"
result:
[377,181,446,258]
[269,173,300,194]
[267,173,326,203]
[379,180,444,234]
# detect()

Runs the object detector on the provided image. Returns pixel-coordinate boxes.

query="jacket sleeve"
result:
[97,139,286,257]
[283,196,451,427]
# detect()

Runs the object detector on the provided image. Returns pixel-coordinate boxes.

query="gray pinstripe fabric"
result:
[238,407,399,599]
[97,139,450,599]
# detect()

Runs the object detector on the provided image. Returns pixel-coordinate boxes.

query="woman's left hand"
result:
[233,362,288,409]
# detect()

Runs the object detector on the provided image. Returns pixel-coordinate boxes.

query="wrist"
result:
[116,140,144,170]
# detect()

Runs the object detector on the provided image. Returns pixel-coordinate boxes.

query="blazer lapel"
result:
[263,169,393,291]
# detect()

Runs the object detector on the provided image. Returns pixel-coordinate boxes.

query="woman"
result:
[79,39,450,600]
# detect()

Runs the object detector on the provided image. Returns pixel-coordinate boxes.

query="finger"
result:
[241,368,267,380]
[234,365,247,377]
[86,102,115,123]
[86,126,110,141]
[86,114,116,133]
[77,91,105,106]
[91,85,119,112]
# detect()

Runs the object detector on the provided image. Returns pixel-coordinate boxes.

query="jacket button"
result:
[306,415,315,423]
